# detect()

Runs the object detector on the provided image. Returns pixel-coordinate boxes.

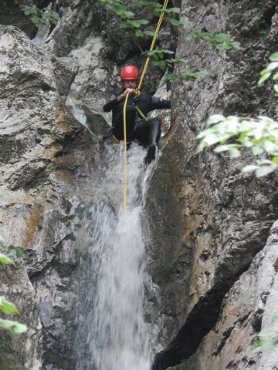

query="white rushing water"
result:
[74,143,156,370]
[66,97,87,126]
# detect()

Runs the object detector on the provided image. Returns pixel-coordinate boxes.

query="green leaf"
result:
[191,31,240,51]
[0,253,14,265]
[196,142,206,153]
[255,166,274,177]
[31,15,45,28]
[0,319,27,334]
[147,49,174,57]
[251,146,264,155]
[164,73,178,80]
[164,7,181,14]
[22,5,38,16]
[203,133,220,146]
[120,10,134,18]
[272,156,278,163]
[241,165,258,173]
[266,62,278,71]
[179,70,208,80]
[270,52,278,62]
[8,245,25,258]
[15,247,25,258]
[166,18,183,26]
[153,60,166,69]
[214,144,231,152]
[143,30,155,37]
[229,147,241,158]
[165,58,186,65]
[135,30,145,37]
[261,140,276,153]
[231,41,241,50]
[0,297,19,314]
[258,70,271,84]
[207,114,225,125]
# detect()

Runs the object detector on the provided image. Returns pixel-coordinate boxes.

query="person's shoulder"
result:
[110,91,120,98]
[137,91,152,101]
[139,90,151,97]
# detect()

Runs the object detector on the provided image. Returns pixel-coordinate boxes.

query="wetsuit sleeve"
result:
[151,96,171,110]
[103,94,118,112]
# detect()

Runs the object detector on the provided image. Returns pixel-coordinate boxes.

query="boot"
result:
[144,144,156,165]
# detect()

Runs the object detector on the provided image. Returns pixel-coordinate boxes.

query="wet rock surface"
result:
[0,0,278,369]
[183,221,278,370]
[147,0,278,369]
[0,23,102,369]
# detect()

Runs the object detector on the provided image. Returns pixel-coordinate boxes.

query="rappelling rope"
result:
[123,0,169,209]
[137,0,169,92]
[123,92,130,210]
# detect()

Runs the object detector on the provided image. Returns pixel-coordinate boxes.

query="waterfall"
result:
[66,97,87,127]
[73,143,156,370]
[32,22,51,48]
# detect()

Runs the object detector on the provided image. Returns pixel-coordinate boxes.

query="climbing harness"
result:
[122,0,169,209]
[135,106,147,122]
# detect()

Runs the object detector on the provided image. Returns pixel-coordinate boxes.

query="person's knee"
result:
[149,118,161,129]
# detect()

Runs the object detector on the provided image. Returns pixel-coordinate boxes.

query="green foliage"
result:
[190,31,240,51]
[146,48,176,69]
[255,316,278,353]
[97,0,238,82]
[0,253,14,265]
[197,115,278,177]
[197,52,278,177]
[145,48,208,81]
[0,234,25,260]
[0,235,27,334]
[97,0,184,39]
[258,52,278,95]
[0,297,19,315]
[0,320,27,334]
[22,5,60,29]
[8,245,25,258]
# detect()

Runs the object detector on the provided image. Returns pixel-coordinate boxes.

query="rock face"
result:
[1,0,46,37]
[0,23,108,370]
[146,0,278,369]
[0,0,278,369]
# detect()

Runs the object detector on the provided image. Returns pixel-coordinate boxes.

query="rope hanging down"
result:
[123,0,169,210]
[123,92,129,210]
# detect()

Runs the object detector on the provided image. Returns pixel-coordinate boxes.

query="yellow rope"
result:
[123,92,129,210]
[137,0,169,91]
[122,0,169,209]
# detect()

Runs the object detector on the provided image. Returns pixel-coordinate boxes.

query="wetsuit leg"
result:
[112,106,136,142]
[148,118,161,145]
[134,118,161,164]
[134,118,161,146]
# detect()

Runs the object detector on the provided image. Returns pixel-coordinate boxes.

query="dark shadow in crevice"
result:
[152,229,274,370]
[152,281,232,370]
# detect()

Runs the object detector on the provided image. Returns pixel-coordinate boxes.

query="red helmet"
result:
[120,65,140,80]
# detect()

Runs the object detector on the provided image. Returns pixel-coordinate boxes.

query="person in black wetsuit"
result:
[103,65,171,164]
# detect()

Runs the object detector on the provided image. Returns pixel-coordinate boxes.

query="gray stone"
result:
[147,0,278,369]
[1,0,278,369]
